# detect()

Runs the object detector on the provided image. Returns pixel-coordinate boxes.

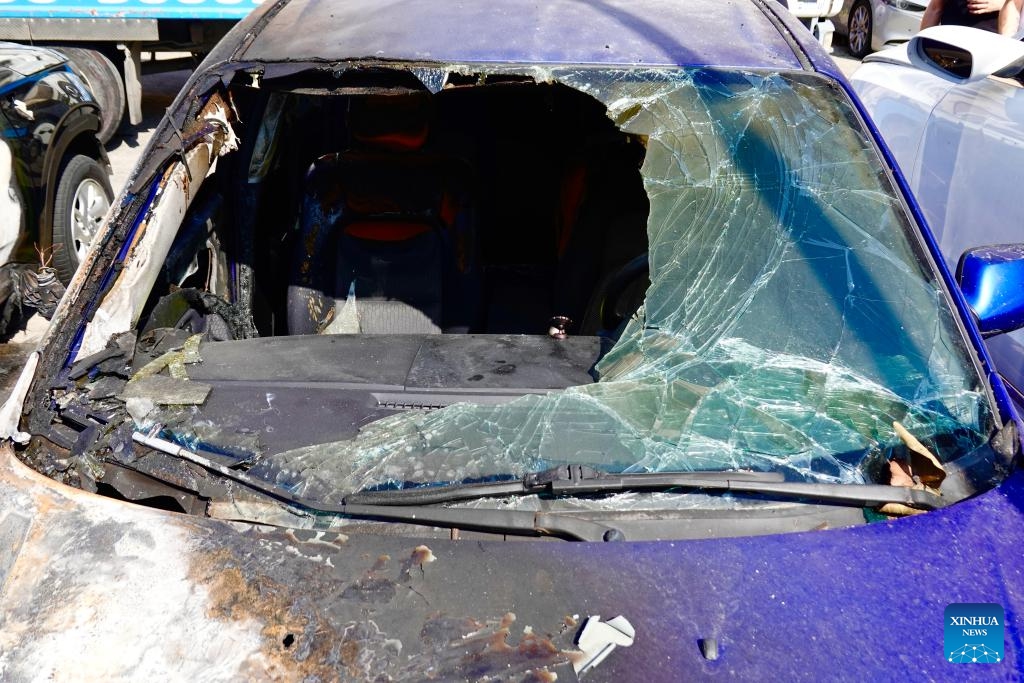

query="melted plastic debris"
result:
[121,375,212,406]
[132,333,203,380]
[125,397,156,427]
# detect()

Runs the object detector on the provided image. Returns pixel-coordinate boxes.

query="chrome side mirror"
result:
[956,244,1024,336]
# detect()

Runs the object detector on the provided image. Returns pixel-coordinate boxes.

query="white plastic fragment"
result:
[573,614,635,676]
[125,396,157,428]
[0,351,38,444]
[324,280,360,334]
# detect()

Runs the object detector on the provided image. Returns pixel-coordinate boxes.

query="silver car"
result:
[838,0,928,57]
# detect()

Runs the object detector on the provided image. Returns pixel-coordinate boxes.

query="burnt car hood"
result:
[1,443,1021,681]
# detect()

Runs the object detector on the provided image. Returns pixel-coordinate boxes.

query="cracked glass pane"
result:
[238,67,989,504]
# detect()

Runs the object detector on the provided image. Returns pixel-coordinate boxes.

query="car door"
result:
[0,66,83,262]
[0,74,51,239]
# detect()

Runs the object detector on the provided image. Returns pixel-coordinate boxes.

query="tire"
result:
[51,155,113,283]
[847,0,874,59]
[60,47,126,146]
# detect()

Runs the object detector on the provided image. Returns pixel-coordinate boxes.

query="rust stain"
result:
[184,541,578,681]
[304,222,320,257]
[411,544,435,565]
[340,639,361,669]
[372,553,391,572]
[412,611,577,680]
[521,670,559,683]
[399,544,435,581]
[309,296,326,328]
[192,549,343,682]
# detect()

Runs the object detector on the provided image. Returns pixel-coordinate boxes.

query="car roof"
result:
[240,0,811,71]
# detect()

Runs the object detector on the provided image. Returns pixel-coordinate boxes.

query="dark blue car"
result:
[0,0,1021,679]
[0,42,112,284]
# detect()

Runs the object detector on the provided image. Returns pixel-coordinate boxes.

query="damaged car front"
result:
[2,0,1024,679]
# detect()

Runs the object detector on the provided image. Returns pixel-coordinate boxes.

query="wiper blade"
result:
[131,431,621,541]
[345,463,945,510]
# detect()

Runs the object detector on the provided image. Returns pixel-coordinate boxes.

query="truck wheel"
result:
[52,155,113,283]
[60,47,126,145]
[847,0,873,59]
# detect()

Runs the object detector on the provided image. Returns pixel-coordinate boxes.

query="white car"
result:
[838,0,928,58]
[782,0,845,49]
[852,26,1024,398]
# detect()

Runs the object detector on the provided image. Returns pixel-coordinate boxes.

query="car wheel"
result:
[51,155,113,283]
[59,47,126,146]
[847,0,873,59]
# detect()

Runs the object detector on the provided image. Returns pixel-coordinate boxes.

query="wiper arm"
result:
[345,463,945,510]
[131,431,621,541]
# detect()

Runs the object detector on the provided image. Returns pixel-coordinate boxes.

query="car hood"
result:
[0,42,65,89]
[1,442,1021,680]
[860,41,913,68]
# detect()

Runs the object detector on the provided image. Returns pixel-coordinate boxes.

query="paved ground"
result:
[0,42,864,401]
[831,42,862,79]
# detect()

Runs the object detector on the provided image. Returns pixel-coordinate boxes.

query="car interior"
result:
[131,67,654,452]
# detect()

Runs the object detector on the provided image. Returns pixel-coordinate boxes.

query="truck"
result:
[0,1,263,143]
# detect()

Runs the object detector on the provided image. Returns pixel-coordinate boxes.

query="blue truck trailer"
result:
[0,0,263,142]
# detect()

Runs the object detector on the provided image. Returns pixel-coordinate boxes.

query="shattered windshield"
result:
[52,66,993,514]
[246,67,988,501]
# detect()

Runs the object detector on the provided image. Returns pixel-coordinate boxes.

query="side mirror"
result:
[956,244,1024,336]
[908,26,1024,82]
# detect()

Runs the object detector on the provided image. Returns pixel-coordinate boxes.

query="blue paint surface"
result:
[506,469,1024,678]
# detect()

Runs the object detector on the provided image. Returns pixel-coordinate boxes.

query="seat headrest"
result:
[349,93,431,151]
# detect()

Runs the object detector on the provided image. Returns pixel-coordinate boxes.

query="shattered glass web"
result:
[248,67,987,503]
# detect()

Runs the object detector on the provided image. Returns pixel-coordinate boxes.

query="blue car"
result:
[0,0,1021,679]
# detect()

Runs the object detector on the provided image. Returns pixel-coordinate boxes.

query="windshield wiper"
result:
[132,431,623,541]
[344,463,946,510]
[132,433,944,542]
